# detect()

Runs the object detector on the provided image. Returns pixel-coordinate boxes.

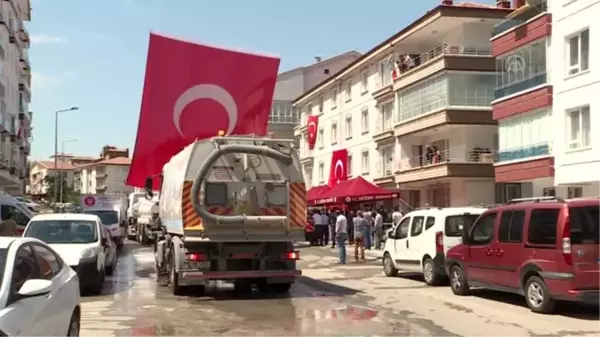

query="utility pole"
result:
[53,107,79,203]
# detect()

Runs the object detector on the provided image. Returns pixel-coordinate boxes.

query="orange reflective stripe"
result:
[289,183,307,228]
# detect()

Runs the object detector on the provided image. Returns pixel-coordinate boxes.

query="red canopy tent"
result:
[314,176,399,205]
[306,185,332,205]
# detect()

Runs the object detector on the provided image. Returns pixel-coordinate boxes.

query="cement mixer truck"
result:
[144,136,307,296]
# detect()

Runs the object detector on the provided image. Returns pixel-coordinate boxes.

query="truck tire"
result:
[168,252,184,296]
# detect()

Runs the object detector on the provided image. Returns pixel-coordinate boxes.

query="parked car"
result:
[445,196,599,314]
[0,237,81,336]
[382,207,486,285]
[15,197,41,213]
[102,227,118,275]
[22,213,109,295]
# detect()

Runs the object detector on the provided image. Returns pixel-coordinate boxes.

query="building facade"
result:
[268,52,361,140]
[550,0,599,196]
[0,0,31,196]
[491,0,555,200]
[294,1,511,208]
[74,146,133,195]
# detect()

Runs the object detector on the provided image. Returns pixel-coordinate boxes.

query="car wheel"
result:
[422,258,442,286]
[383,253,398,277]
[169,253,184,295]
[449,265,470,295]
[66,309,80,336]
[524,276,555,314]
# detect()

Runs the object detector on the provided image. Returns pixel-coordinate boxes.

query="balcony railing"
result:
[496,142,550,163]
[376,161,394,178]
[494,72,547,99]
[492,0,548,37]
[398,147,495,171]
[394,44,492,81]
[375,115,394,134]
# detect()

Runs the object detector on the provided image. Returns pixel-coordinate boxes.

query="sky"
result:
[28,0,499,159]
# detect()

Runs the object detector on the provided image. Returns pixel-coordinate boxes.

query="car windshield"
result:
[24,220,98,244]
[569,206,599,244]
[83,210,119,224]
[445,214,481,237]
[0,249,6,288]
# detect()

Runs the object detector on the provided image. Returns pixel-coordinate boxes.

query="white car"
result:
[14,197,40,213]
[23,213,108,295]
[0,237,80,336]
[382,207,486,285]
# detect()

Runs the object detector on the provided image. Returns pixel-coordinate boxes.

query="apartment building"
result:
[28,159,75,196]
[74,146,133,195]
[550,0,599,197]
[294,1,510,207]
[268,51,360,141]
[0,0,31,196]
[490,0,555,201]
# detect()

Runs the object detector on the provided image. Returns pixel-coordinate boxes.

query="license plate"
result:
[189,261,210,269]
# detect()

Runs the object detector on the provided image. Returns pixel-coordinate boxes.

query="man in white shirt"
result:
[392,205,403,226]
[312,210,327,246]
[335,210,348,264]
[374,211,384,250]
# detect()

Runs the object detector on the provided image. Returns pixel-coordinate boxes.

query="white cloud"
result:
[29,34,63,44]
[31,71,61,90]
[62,70,77,79]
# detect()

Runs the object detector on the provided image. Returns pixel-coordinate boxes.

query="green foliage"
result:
[44,174,79,204]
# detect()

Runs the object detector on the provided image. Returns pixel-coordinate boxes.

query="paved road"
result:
[79,241,599,336]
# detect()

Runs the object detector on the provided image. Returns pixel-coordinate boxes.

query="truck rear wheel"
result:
[168,253,184,296]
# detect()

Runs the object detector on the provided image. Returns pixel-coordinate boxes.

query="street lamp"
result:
[54,107,78,203]
[59,138,77,203]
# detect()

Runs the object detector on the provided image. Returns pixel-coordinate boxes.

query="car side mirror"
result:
[387,231,394,239]
[17,279,52,298]
[144,177,154,198]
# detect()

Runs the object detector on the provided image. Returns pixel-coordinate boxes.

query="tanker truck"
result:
[144,135,307,295]
[132,194,161,245]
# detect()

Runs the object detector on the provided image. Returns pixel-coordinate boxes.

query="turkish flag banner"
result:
[126,33,281,188]
[307,115,319,150]
[328,148,348,188]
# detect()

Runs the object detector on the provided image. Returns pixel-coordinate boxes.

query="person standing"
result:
[312,210,325,246]
[392,205,403,226]
[374,210,384,250]
[329,211,338,248]
[353,211,366,262]
[363,209,373,250]
[335,210,348,264]
[321,211,330,246]
[347,210,355,244]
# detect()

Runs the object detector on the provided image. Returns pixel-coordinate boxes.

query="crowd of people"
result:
[307,206,403,264]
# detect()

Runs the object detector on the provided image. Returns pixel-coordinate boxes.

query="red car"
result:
[445,196,599,314]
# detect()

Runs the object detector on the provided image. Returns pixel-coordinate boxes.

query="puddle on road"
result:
[300,305,379,321]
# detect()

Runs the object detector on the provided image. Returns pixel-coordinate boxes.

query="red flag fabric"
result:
[126,33,281,188]
[328,149,348,188]
[307,115,319,150]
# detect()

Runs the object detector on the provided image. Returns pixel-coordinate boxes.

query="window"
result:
[568,186,583,198]
[495,40,547,99]
[410,216,424,237]
[445,214,480,237]
[567,29,589,75]
[361,108,369,134]
[498,210,525,243]
[318,162,324,182]
[332,88,338,108]
[344,81,352,101]
[11,246,41,296]
[569,206,599,244]
[306,103,313,115]
[345,116,352,139]
[347,155,353,177]
[318,96,324,113]
[318,128,324,148]
[395,217,410,239]
[527,209,560,245]
[32,244,61,279]
[469,213,497,244]
[331,123,338,144]
[567,106,590,149]
[425,216,436,230]
[397,74,448,122]
[361,71,368,93]
[24,220,99,244]
[1,205,29,228]
[361,150,369,174]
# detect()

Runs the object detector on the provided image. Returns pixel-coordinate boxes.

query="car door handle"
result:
[496,249,504,257]
[406,240,409,248]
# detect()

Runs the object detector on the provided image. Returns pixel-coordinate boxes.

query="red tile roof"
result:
[37,160,75,170]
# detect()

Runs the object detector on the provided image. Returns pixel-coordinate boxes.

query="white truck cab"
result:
[382,207,486,285]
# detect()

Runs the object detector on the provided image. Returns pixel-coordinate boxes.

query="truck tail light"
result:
[281,251,300,260]
[562,209,572,265]
[186,253,207,261]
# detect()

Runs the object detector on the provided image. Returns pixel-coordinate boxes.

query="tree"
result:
[44,174,79,205]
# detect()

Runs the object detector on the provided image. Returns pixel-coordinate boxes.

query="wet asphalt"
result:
[80,241,400,336]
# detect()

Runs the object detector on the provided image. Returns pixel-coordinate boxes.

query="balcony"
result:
[492,0,548,38]
[494,72,546,100]
[18,26,29,46]
[496,142,550,163]
[299,148,314,165]
[373,161,395,185]
[269,101,300,125]
[395,147,495,184]
[392,44,493,89]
